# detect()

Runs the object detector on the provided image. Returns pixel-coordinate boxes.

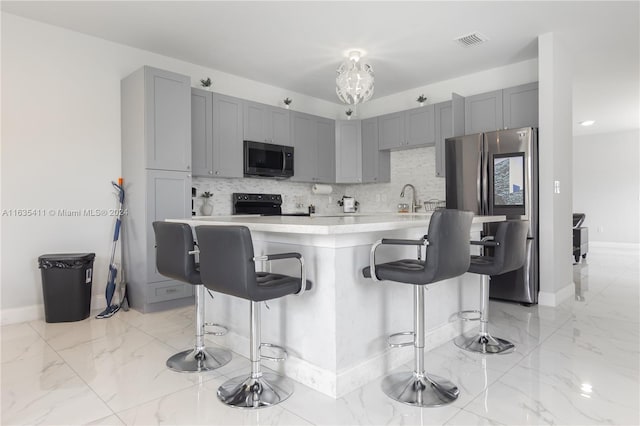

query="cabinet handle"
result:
[208,170,213,175]
[187,165,190,170]
[187,174,191,178]
[215,171,219,175]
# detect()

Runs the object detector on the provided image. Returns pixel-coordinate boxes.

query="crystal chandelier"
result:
[335,50,374,105]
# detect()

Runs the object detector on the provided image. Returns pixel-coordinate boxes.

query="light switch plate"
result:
[554,180,561,194]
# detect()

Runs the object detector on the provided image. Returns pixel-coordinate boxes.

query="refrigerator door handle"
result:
[482,149,489,215]
[476,151,482,214]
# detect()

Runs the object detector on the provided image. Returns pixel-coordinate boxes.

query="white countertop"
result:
[168,213,505,235]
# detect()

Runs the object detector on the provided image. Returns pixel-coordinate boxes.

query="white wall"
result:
[573,129,640,244]
[537,33,574,306]
[356,59,538,119]
[0,13,343,323]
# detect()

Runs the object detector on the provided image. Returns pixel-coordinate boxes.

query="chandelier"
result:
[335,50,374,105]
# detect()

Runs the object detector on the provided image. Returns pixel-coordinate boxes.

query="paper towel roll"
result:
[311,184,333,195]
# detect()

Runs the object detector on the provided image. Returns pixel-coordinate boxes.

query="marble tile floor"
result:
[2,246,638,425]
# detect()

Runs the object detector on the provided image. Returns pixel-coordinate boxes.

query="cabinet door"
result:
[145,67,191,171]
[405,105,435,147]
[270,107,291,146]
[315,118,336,183]
[361,117,390,183]
[191,88,214,177]
[503,82,538,129]
[464,90,503,134]
[213,94,243,178]
[290,112,316,182]
[335,120,362,183]
[378,112,405,150]
[146,170,191,283]
[435,101,452,178]
[244,101,268,142]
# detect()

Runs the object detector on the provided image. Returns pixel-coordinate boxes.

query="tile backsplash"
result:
[193,146,444,216]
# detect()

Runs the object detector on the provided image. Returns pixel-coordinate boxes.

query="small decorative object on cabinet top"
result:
[416,94,427,106]
[200,77,212,90]
[345,108,353,120]
[283,97,292,109]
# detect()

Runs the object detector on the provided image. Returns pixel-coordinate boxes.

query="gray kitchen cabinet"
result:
[244,100,291,145]
[212,93,243,178]
[316,118,336,183]
[191,88,213,177]
[362,117,390,183]
[191,89,243,178]
[121,66,194,313]
[335,120,362,183]
[434,101,453,178]
[379,106,435,150]
[405,105,435,147]
[503,82,538,129]
[464,89,504,134]
[290,111,335,183]
[378,111,405,150]
[143,67,191,172]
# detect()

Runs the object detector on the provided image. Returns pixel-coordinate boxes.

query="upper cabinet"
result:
[191,89,243,178]
[464,89,503,134]
[405,105,435,147]
[335,120,362,183]
[503,82,539,129]
[434,101,453,178]
[361,117,390,183]
[244,101,291,146]
[464,82,539,134]
[290,111,335,183]
[144,67,191,171]
[379,105,435,150]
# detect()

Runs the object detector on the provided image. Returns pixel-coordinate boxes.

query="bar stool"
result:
[362,209,474,407]
[152,221,232,372]
[195,225,312,409]
[454,220,529,354]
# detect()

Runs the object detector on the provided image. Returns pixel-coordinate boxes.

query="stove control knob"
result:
[244,195,249,200]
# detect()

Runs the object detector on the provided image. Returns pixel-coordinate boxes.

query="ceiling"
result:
[2,1,638,136]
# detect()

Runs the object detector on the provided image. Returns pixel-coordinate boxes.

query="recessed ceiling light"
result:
[579,120,595,126]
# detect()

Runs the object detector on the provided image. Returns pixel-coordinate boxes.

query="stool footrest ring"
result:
[260,343,288,362]
[388,331,415,348]
[456,310,481,322]
[204,323,228,336]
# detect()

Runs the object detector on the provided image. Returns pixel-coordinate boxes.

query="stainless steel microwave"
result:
[243,141,294,179]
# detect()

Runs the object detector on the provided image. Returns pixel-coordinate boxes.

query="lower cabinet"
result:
[123,169,194,313]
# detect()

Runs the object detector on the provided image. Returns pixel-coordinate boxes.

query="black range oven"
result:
[232,193,309,216]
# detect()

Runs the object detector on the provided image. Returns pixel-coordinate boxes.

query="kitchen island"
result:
[168,213,504,398]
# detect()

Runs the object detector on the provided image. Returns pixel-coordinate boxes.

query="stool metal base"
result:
[166,347,232,373]
[381,371,459,407]
[218,372,293,409]
[454,333,515,354]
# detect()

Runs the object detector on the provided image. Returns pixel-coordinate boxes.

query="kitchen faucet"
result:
[400,184,421,213]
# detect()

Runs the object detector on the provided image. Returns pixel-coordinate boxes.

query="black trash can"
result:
[38,253,95,323]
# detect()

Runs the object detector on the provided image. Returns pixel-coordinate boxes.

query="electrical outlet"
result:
[328,196,332,204]
[381,194,387,202]
[554,180,561,194]
[376,194,381,202]
[598,226,604,233]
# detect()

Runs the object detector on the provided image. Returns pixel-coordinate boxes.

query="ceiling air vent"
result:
[455,32,489,47]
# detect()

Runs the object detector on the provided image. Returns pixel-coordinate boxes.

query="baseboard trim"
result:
[538,282,575,307]
[1,296,128,326]
[589,242,640,249]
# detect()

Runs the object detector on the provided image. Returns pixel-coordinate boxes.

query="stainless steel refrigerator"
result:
[445,127,539,305]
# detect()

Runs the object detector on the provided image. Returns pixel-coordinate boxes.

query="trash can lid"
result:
[38,253,95,269]
[38,253,96,262]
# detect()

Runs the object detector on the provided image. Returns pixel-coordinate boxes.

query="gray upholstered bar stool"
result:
[152,221,232,372]
[195,225,312,409]
[454,220,529,354]
[362,209,474,407]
